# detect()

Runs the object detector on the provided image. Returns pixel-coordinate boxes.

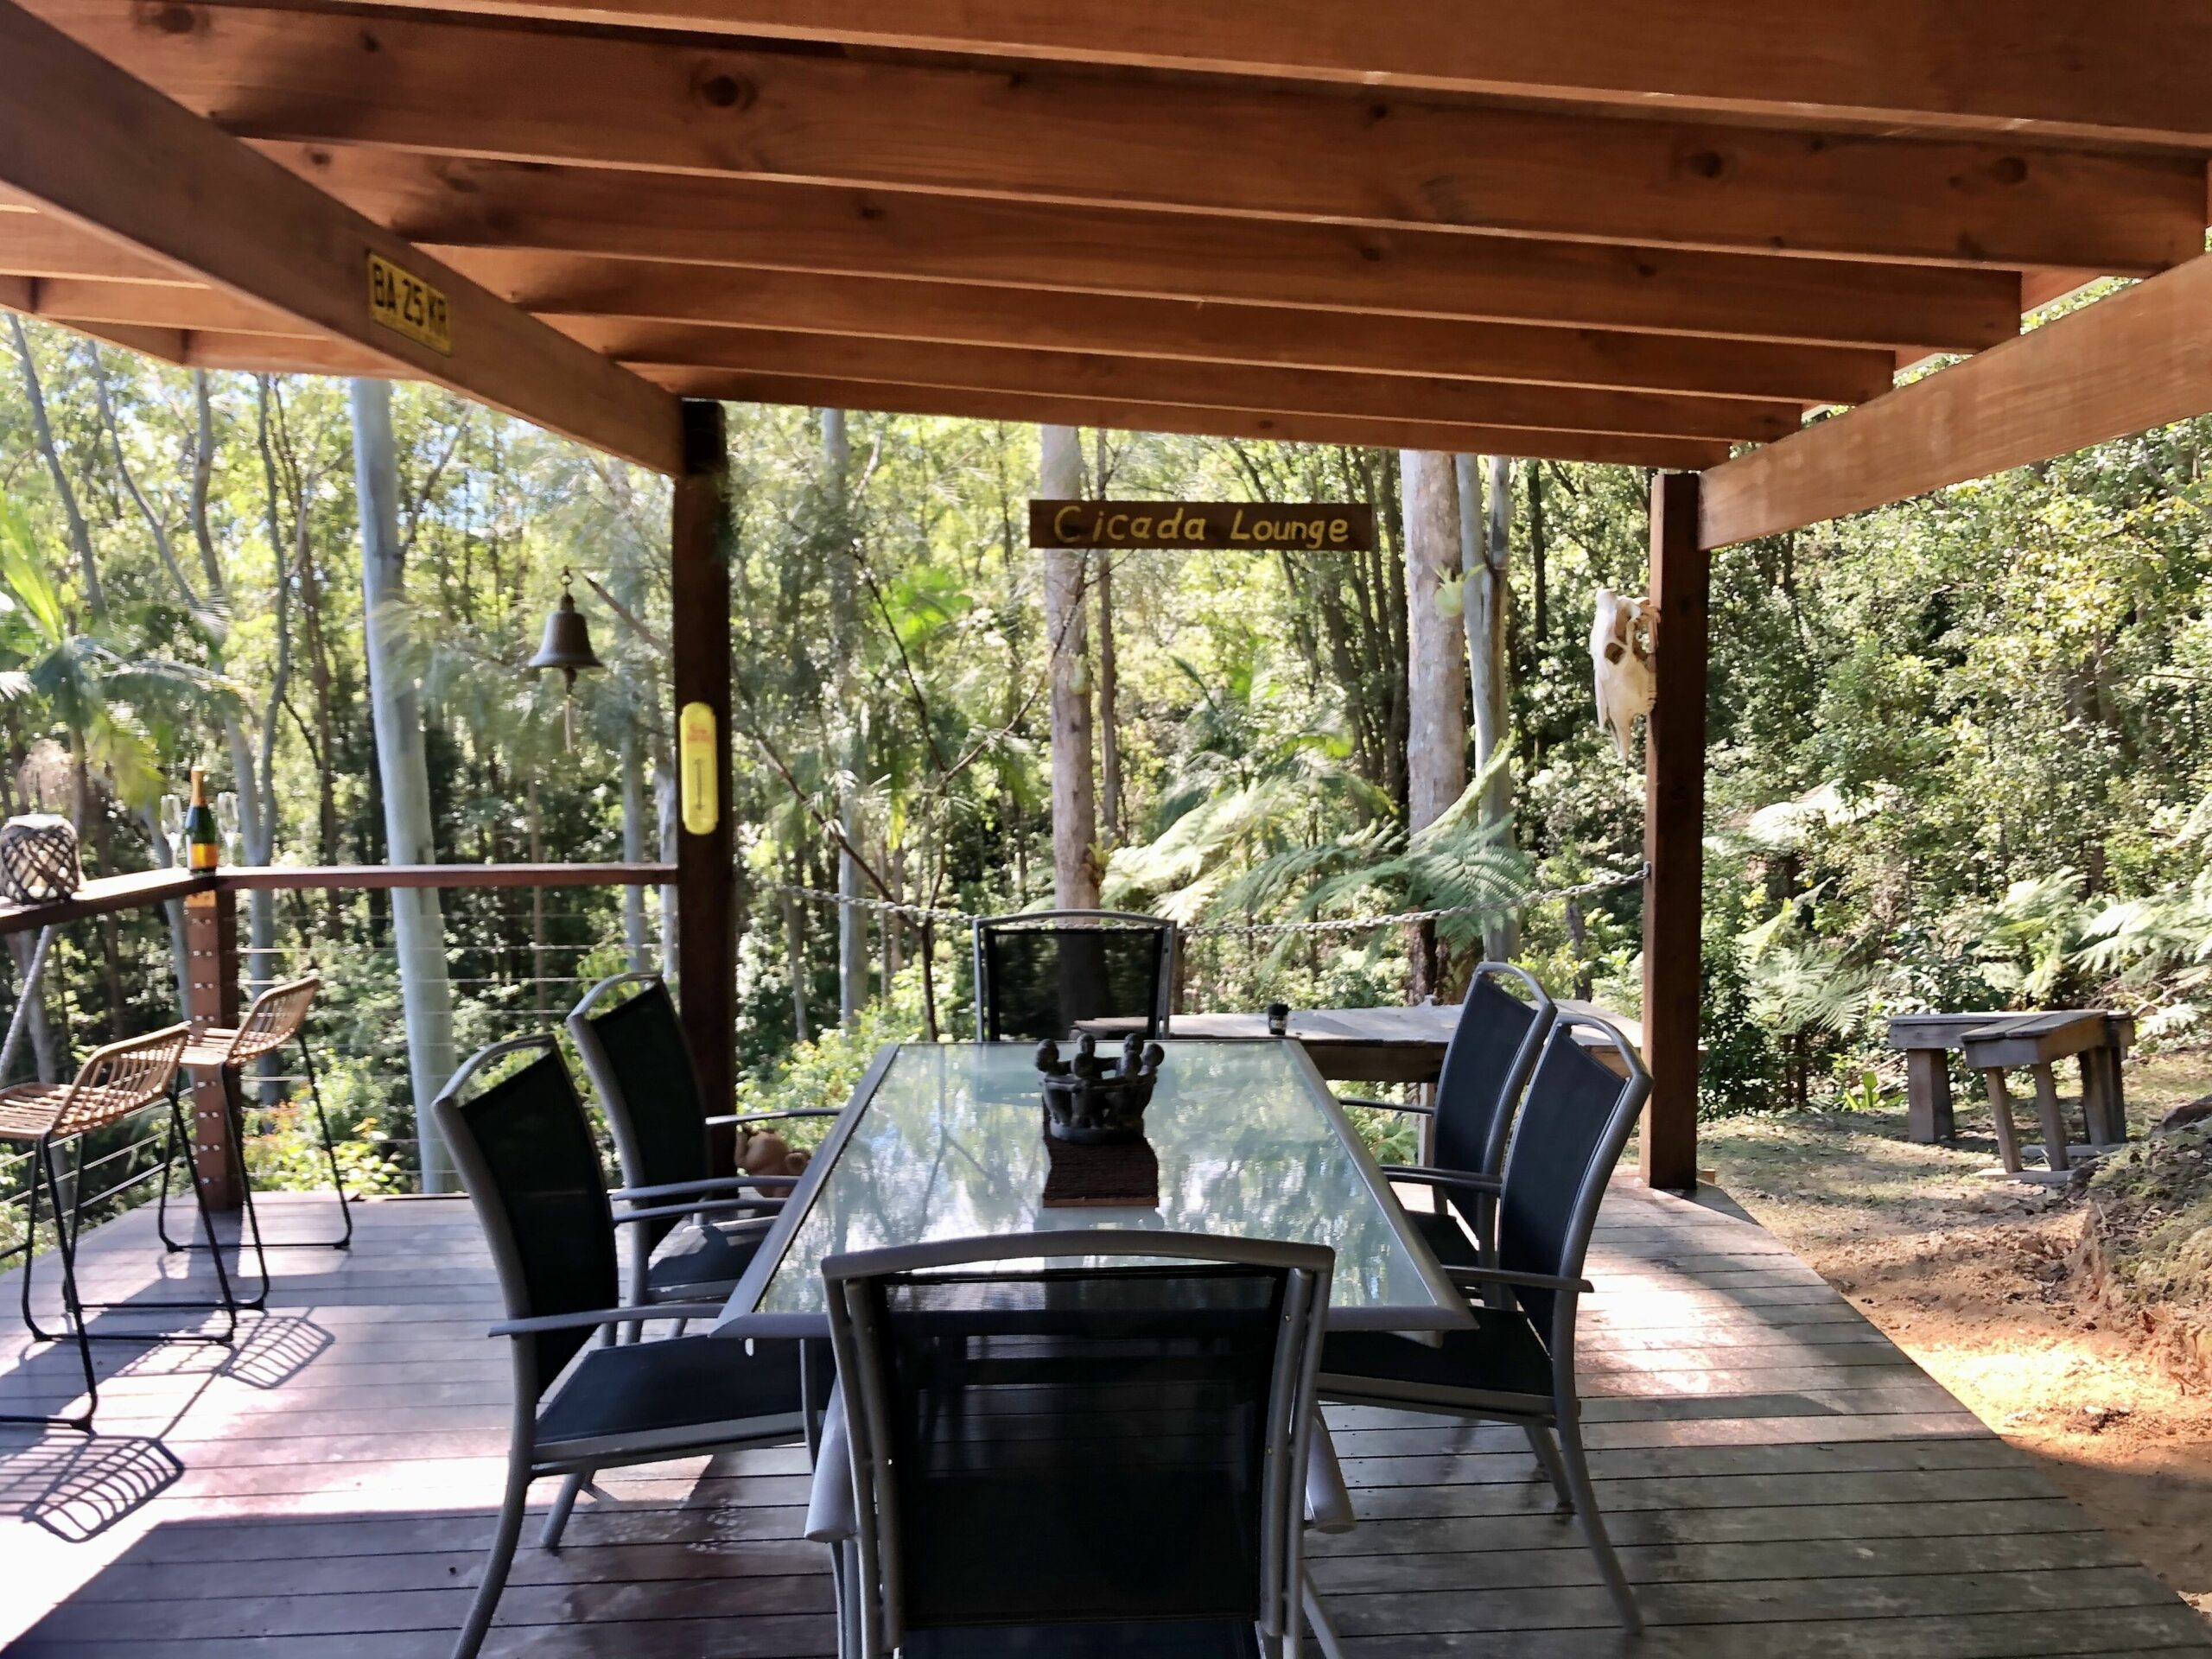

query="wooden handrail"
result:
[0,863,677,937]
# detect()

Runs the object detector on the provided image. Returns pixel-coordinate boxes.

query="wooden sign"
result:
[366,251,451,356]
[1030,499,1374,552]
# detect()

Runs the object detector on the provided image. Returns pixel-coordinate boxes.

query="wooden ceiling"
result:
[3,0,2210,497]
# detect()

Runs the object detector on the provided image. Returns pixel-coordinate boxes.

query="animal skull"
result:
[1590,589,1656,763]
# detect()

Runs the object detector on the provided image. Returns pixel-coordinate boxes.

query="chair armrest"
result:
[1305,1422,1355,1535]
[1338,1096,1432,1116]
[488,1303,729,1338]
[1446,1266,1592,1295]
[703,1109,842,1128]
[610,1176,777,1203]
[1379,1166,1501,1192]
[613,1203,779,1229]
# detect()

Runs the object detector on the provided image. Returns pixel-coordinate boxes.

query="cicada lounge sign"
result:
[1031,500,1376,552]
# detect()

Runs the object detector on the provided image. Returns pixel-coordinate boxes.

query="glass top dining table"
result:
[712,1039,1473,1338]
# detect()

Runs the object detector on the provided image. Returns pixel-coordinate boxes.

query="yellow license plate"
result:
[365,251,451,356]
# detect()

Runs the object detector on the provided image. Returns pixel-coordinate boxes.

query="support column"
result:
[183,886,243,1211]
[672,399,736,1157]
[1641,472,1707,1192]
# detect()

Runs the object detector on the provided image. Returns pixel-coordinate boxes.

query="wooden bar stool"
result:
[0,1023,228,1433]
[156,972,349,1310]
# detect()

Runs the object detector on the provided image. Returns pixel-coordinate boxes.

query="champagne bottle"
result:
[186,767,220,872]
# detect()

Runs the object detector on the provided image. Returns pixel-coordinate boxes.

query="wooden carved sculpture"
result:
[1591,589,1656,763]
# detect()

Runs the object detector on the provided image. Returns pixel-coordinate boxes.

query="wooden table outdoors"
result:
[1084,999,1642,1084]
[1886,1009,2132,1172]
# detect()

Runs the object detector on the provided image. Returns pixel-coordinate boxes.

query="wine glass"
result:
[215,791,241,864]
[158,794,185,867]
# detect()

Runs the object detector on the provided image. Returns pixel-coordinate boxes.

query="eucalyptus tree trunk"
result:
[823,408,868,1024]
[9,315,104,616]
[655,750,679,976]
[351,378,458,1194]
[1456,454,1518,961]
[6,933,60,1084]
[1401,451,1467,1000]
[620,723,651,973]
[1040,425,1101,908]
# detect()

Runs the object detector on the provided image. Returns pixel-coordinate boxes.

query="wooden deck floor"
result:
[1,1184,2206,1657]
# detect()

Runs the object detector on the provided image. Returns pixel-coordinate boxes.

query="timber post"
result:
[182,884,244,1211]
[671,397,737,1167]
[1641,470,1707,1192]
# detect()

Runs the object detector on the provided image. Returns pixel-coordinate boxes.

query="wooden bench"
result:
[1885,1009,2131,1173]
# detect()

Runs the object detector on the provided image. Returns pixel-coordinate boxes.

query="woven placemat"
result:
[1040,1112,1160,1208]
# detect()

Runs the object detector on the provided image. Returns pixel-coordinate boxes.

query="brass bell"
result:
[529,569,605,747]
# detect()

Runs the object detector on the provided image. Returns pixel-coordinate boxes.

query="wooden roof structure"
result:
[7,2,2212,1189]
[5,0,2212,548]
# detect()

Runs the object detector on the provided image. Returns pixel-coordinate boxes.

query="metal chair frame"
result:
[1316,1012,1651,1632]
[1346,962,1555,1261]
[821,1229,1341,1659]
[569,971,837,1332]
[1,1024,236,1433]
[154,973,351,1310]
[435,1033,819,1659]
[969,907,1178,1042]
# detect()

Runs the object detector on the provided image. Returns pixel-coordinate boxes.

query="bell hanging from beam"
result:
[529,567,606,749]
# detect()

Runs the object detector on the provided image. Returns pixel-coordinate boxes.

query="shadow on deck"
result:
[1,1187,2206,1656]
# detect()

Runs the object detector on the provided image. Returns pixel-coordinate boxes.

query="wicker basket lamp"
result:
[0,813,83,905]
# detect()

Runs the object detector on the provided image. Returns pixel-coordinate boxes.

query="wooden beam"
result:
[1641,470,1706,1195]
[643,366,1732,469]
[1700,254,2212,549]
[0,0,683,471]
[184,330,393,375]
[670,398,735,1137]
[262,144,2023,352]
[0,212,190,282]
[578,320,1802,442]
[182,886,244,1211]
[350,0,2212,149]
[29,275,318,334]
[47,0,2202,275]
[73,319,190,363]
[461,252,1899,405]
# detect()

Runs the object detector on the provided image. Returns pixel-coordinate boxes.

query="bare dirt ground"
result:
[1701,1052,2212,1625]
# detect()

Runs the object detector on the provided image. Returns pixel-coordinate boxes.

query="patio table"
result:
[713,1039,1474,1339]
[1079,998,1643,1083]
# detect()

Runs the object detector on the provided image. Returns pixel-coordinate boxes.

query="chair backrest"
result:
[568,973,706,1248]
[433,1035,620,1399]
[220,972,320,1065]
[53,1024,190,1136]
[1494,1014,1651,1339]
[971,910,1176,1042]
[1430,963,1554,1198]
[824,1230,1330,1652]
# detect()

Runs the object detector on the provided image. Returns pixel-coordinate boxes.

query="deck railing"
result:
[0,863,671,1263]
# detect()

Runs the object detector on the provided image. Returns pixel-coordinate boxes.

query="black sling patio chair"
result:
[1316,1013,1651,1633]
[1343,963,1554,1270]
[971,909,1176,1042]
[434,1033,817,1659]
[808,1230,1349,1659]
[569,971,837,1325]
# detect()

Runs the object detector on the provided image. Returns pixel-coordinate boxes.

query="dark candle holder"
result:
[1036,1033,1164,1145]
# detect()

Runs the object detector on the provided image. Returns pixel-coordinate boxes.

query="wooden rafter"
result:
[0,0,683,471]
[41,0,2205,275]
[264,143,2022,352]
[640,366,1732,470]
[1700,255,2212,549]
[456,253,1897,405]
[349,0,2212,149]
[575,321,1802,442]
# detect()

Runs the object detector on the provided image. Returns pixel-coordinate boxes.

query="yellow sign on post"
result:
[679,701,718,836]
[366,251,452,356]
